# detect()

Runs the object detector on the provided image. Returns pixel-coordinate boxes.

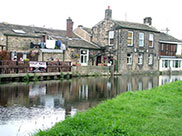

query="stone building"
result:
[113,18,160,73]
[75,7,160,73]
[75,6,182,73]
[0,18,100,66]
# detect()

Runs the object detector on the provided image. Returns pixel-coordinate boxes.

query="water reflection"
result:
[0,75,182,136]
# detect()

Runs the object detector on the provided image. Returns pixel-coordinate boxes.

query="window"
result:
[12,29,26,34]
[127,53,132,65]
[148,54,153,65]
[139,33,144,47]
[108,31,114,46]
[127,82,132,91]
[173,60,181,68]
[162,60,170,68]
[138,81,143,91]
[148,81,153,89]
[23,52,27,60]
[149,34,154,47]
[80,49,89,66]
[138,53,143,64]
[161,43,164,51]
[128,31,133,46]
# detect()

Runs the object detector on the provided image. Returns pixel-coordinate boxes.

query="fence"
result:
[0,60,71,74]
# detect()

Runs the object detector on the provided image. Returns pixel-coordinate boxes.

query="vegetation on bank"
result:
[35,81,182,136]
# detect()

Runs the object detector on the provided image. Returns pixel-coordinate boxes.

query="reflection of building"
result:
[29,84,46,98]
[159,75,182,86]
[79,85,88,100]
[0,84,29,106]
[40,95,64,108]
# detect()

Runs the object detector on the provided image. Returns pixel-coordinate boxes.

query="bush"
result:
[0,50,9,60]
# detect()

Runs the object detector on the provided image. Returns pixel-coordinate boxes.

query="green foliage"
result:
[33,74,39,82]
[23,73,30,82]
[0,50,9,60]
[35,81,182,136]
[60,72,64,79]
[73,72,80,77]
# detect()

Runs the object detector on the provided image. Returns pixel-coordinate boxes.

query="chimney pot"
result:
[105,6,112,20]
[144,17,152,25]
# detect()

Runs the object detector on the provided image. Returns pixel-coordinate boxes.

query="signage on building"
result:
[29,61,47,72]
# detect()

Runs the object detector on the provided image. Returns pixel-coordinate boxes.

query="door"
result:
[80,49,89,66]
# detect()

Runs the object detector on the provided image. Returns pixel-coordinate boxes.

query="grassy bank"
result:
[35,81,182,136]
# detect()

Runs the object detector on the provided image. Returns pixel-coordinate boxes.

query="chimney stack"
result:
[66,17,74,38]
[144,17,152,25]
[105,6,112,20]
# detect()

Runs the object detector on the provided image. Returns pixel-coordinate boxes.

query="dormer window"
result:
[12,29,26,34]
[108,31,114,46]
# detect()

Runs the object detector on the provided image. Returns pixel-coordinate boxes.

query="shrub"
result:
[0,50,9,60]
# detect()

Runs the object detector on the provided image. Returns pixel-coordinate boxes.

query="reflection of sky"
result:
[0,107,66,136]
[29,84,46,98]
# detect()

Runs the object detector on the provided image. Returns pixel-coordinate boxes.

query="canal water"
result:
[0,75,182,136]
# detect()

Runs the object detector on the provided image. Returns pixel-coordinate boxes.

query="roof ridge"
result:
[73,32,100,48]
[0,22,66,32]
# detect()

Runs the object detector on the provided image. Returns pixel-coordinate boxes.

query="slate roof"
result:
[159,32,181,43]
[81,27,92,35]
[0,23,100,49]
[113,20,159,32]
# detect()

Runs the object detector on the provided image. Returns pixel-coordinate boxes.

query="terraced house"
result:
[0,18,100,66]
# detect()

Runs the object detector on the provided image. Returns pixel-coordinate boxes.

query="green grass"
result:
[35,81,182,136]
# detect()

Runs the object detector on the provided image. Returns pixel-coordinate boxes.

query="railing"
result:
[0,60,71,74]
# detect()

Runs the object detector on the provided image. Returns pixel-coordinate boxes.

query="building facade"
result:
[0,18,100,66]
[75,7,182,73]
[77,7,160,73]
[159,32,182,72]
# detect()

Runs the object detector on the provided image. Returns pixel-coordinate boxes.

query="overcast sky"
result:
[0,0,182,39]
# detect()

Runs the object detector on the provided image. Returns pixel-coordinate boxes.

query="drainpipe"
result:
[63,50,65,61]
[6,35,8,50]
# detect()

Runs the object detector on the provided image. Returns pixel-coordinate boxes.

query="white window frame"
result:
[128,31,133,46]
[80,49,89,66]
[162,60,170,68]
[173,60,181,68]
[127,53,132,65]
[108,31,114,46]
[138,53,143,65]
[149,34,154,47]
[148,54,153,65]
[23,52,27,60]
[139,33,144,47]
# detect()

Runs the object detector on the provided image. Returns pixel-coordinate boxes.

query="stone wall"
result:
[6,36,40,52]
[42,52,64,61]
[72,66,110,76]
[116,29,159,73]
[92,19,115,47]
[65,48,99,66]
